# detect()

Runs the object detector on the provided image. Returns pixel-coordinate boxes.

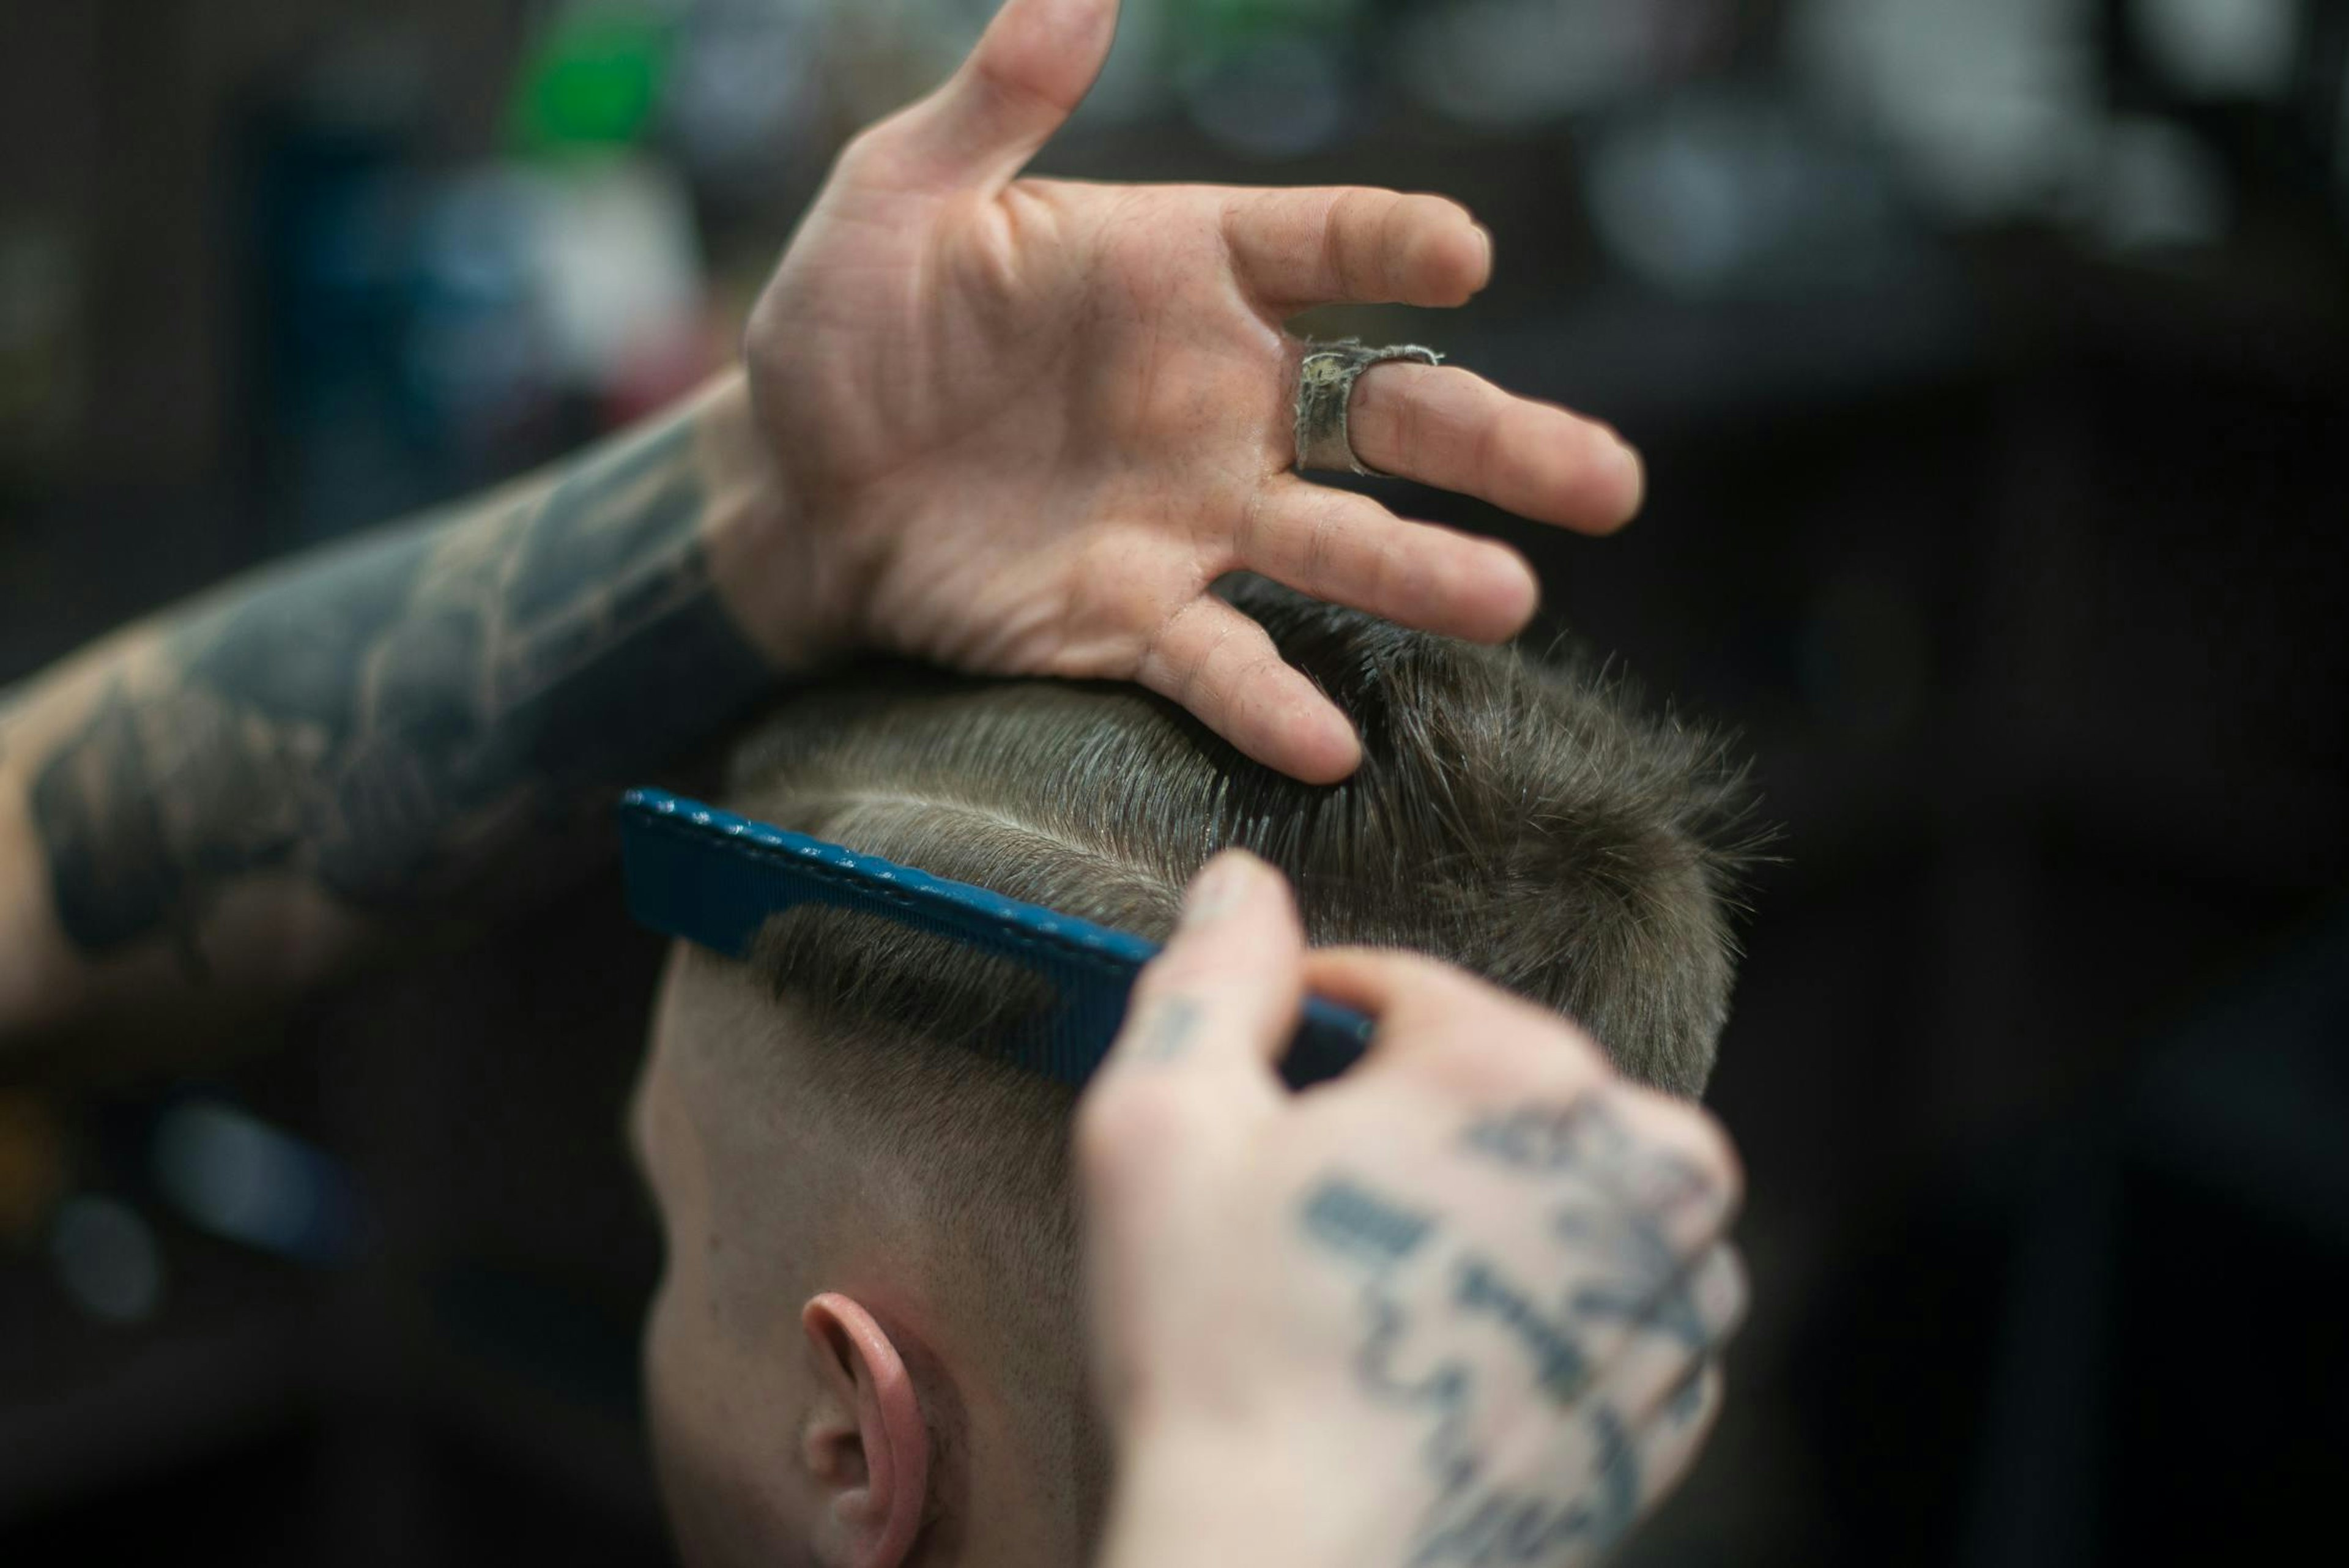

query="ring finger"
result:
[1594,1244,1748,1421]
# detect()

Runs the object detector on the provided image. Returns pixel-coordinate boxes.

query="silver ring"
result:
[1293,338,1444,477]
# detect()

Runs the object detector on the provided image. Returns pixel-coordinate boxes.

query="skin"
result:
[0,0,1730,1560]
[1,0,1642,1069]
[629,946,1097,1568]
[0,378,784,1065]
[1083,855,1749,1568]
[622,853,1748,1568]
[737,0,1646,782]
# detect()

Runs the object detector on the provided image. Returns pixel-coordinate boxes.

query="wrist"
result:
[690,371,845,676]
[1098,1416,1422,1568]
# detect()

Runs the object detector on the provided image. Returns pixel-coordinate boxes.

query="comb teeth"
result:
[617,788,1372,1090]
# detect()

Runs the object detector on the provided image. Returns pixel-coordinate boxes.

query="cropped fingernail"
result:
[1602,429,1645,509]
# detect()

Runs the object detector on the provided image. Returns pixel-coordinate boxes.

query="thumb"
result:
[877,0,1118,191]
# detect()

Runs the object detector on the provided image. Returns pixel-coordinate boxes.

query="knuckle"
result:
[1128,953,1214,1013]
[1411,374,1475,480]
[1232,484,1271,563]
[1299,498,1343,584]
[1138,600,1215,707]
[1387,378,1430,472]
[1215,193,1247,270]
[1683,1110,1745,1210]
[1361,530,1407,612]
[1678,1364,1727,1443]
[1711,1247,1752,1338]
[1187,615,1247,708]
[1544,1012,1620,1080]
[1132,917,1274,1009]
[1074,1075,1197,1181]
[1641,1100,1743,1222]
[1344,377,1397,469]
[1376,195,1412,295]
[1395,194,1449,266]
[1387,948,1468,994]
[1471,385,1520,486]
[1320,190,1356,294]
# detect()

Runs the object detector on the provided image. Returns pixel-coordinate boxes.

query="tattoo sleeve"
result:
[6,376,781,1004]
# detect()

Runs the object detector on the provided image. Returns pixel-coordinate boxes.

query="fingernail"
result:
[1181,853,1253,929]
[1600,427,1645,510]
[1474,223,1496,276]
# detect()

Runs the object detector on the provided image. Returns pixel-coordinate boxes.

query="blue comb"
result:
[617,787,1374,1090]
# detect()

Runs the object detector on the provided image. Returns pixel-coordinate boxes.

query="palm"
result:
[746,0,1643,782]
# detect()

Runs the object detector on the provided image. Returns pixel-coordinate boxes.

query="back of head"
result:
[692,577,1751,1536]
[726,577,1748,1094]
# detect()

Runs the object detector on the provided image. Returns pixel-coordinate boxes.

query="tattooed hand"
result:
[1078,853,1746,1568]
[737,0,1644,784]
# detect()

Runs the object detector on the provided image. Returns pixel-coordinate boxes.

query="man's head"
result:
[627,581,1750,1567]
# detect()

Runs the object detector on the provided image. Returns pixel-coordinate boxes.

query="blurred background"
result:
[2,0,2345,1562]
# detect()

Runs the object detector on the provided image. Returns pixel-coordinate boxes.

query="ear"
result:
[798,1293,930,1568]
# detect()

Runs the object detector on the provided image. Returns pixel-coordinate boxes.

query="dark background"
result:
[3,1,2345,1563]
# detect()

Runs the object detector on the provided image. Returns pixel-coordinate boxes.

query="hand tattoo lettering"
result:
[1466,1098,1720,1356]
[1300,1176,1436,1268]
[1455,1257,1589,1406]
[1132,997,1205,1063]
[1294,1100,1730,1564]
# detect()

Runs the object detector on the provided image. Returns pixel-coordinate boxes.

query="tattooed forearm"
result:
[17,386,777,968]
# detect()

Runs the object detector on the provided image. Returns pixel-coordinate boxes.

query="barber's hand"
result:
[736,0,1643,784]
[1076,852,1745,1567]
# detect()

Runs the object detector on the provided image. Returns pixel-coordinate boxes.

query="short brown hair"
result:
[696,578,1754,1527]
[724,577,1753,1098]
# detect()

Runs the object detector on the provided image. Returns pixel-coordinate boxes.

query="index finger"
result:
[1074,853,1305,1191]
[1134,594,1363,784]
[1220,186,1491,312]
[1309,948,1745,1235]
[1107,852,1303,1084]
[1304,946,1616,1102]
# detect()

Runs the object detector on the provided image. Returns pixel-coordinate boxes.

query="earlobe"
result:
[800,1293,930,1568]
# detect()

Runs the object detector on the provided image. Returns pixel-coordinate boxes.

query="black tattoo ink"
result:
[27,415,776,959]
[1295,1107,1738,1566]
[1299,1177,1435,1269]
[1133,997,1204,1063]
[1462,1098,1715,1219]
[1349,1284,1637,1567]
[1406,1405,1638,1567]
[1455,1257,1589,1407]
[1296,1175,1646,1566]
[1475,1099,1721,1361]
[1560,1213,1715,1357]
[1462,1099,1628,1175]
[1664,1363,1709,1427]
